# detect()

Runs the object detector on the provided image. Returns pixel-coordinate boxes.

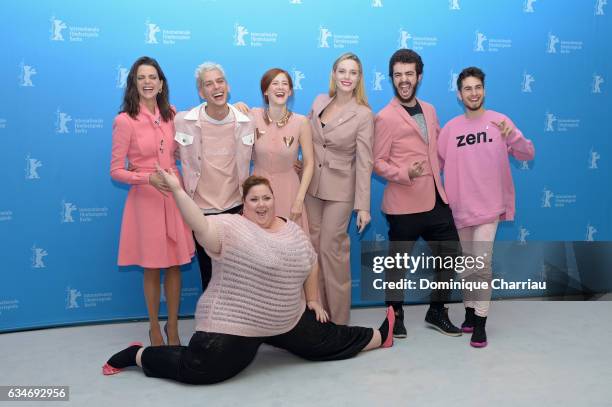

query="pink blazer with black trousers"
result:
[374,97,459,309]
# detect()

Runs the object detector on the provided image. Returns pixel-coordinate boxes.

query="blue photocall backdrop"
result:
[2,0,610,331]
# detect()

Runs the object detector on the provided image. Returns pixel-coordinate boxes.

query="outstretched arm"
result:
[156,166,221,255]
[492,119,535,161]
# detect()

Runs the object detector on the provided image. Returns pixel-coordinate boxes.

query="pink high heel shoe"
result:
[380,306,396,348]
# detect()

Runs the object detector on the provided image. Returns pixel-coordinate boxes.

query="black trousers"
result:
[194,204,243,292]
[384,190,461,309]
[140,308,374,384]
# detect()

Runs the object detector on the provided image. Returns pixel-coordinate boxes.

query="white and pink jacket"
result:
[438,110,535,229]
[174,103,254,204]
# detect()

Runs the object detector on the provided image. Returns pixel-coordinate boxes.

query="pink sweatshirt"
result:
[438,110,535,229]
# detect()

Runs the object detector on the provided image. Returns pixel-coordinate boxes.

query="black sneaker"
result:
[392,307,407,338]
[425,307,462,336]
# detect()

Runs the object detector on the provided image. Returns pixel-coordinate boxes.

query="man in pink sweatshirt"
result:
[438,66,535,348]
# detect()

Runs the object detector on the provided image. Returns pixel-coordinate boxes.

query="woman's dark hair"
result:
[242,175,274,200]
[260,68,293,105]
[120,56,175,121]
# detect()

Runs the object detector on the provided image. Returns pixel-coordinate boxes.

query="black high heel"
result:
[149,328,165,346]
[164,322,181,346]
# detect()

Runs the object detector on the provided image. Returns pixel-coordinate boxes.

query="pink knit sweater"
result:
[194,214,317,337]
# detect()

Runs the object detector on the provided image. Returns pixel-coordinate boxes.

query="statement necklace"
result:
[263,108,292,128]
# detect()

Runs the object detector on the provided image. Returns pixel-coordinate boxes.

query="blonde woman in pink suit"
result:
[252,68,314,232]
[305,53,374,325]
[110,57,195,347]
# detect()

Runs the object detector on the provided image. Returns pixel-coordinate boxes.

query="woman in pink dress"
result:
[252,68,314,232]
[110,56,195,346]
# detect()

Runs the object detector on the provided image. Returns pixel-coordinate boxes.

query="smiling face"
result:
[198,68,230,108]
[264,72,292,106]
[243,184,276,229]
[333,59,360,95]
[392,62,421,105]
[136,64,163,104]
[458,76,485,112]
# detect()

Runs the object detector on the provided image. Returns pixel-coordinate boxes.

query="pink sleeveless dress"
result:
[252,108,309,233]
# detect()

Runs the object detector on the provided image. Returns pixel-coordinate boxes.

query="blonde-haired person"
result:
[174,61,254,295]
[305,53,374,324]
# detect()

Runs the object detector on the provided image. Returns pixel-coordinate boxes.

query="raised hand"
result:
[154,164,182,193]
[234,101,251,114]
[148,171,171,196]
[491,120,513,138]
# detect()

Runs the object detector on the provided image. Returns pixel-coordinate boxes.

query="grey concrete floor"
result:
[1,301,611,407]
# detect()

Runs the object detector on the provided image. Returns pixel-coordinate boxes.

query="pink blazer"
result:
[373,97,447,215]
[110,107,178,185]
[308,94,374,211]
[174,103,254,199]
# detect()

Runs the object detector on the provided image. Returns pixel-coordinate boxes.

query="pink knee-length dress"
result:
[110,104,195,268]
[252,108,309,233]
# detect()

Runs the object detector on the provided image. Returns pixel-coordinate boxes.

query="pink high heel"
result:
[380,306,396,348]
[101,342,143,376]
